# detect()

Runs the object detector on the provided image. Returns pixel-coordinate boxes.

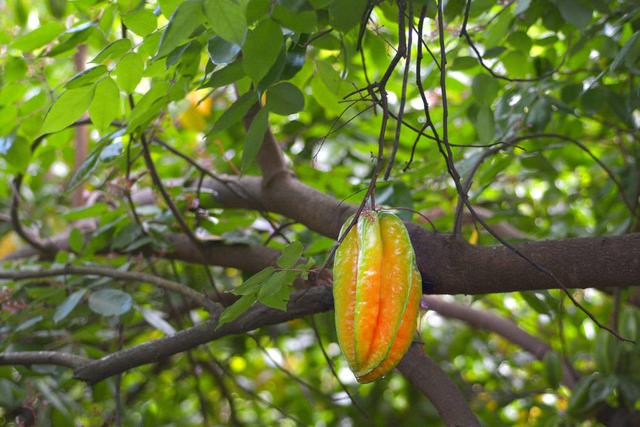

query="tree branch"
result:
[0,265,218,312]
[424,296,578,387]
[0,351,88,369]
[72,286,333,383]
[397,343,480,426]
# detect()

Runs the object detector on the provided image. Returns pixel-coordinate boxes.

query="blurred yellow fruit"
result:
[0,232,18,259]
[177,90,213,132]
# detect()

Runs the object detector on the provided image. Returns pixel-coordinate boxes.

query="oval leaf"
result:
[40,85,95,136]
[242,19,283,83]
[266,82,305,115]
[88,288,133,316]
[89,77,121,132]
[241,107,268,172]
[204,0,247,45]
[53,289,87,323]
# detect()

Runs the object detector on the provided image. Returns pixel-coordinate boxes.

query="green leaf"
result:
[241,107,268,172]
[207,36,241,64]
[89,77,121,132]
[40,85,95,136]
[526,97,552,130]
[258,270,296,310]
[272,5,317,33]
[53,289,86,323]
[65,65,107,89]
[450,56,477,70]
[128,82,170,130]
[91,39,132,63]
[204,0,247,45]
[258,270,296,298]
[88,288,133,316]
[69,228,85,253]
[46,22,95,57]
[485,10,511,46]
[256,47,286,91]
[99,140,123,162]
[520,152,556,176]
[233,267,275,295]
[201,60,245,88]
[475,105,495,143]
[209,91,256,134]
[2,135,31,174]
[15,316,43,332]
[507,31,532,53]
[329,0,367,32]
[521,291,551,314]
[115,52,144,93]
[258,284,291,310]
[157,0,205,57]
[594,331,621,374]
[242,19,283,83]
[376,182,414,220]
[122,8,157,37]
[66,130,125,191]
[11,22,64,51]
[317,61,349,97]
[266,82,305,115]
[483,46,506,59]
[619,307,639,342]
[555,0,591,29]
[140,307,176,335]
[543,352,562,389]
[611,32,640,72]
[586,376,617,409]
[159,0,181,17]
[277,241,304,269]
[62,202,110,221]
[217,294,256,328]
[568,374,598,415]
[3,57,27,83]
[471,74,499,105]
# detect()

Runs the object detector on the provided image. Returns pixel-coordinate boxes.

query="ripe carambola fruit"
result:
[333,211,421,383]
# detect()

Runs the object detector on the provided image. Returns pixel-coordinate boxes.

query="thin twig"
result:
[0,265,218,312]
[308,316,369,419]
[384,1,413,180]
[139,134,202,249]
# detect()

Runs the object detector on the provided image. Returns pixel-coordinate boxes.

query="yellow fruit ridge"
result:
[333,216,359,371]
[333,210,421,383]
[353,211,383,369]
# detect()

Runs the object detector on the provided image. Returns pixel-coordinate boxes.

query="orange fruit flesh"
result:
[353,212,383,369]
[357,268,421,383]
[356,214,413,376]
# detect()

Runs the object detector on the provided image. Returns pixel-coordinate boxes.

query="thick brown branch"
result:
[409,227,640,295]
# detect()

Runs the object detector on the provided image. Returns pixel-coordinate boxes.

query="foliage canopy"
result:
[0,0,639,425]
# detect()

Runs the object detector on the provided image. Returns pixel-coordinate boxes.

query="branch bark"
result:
[202,176,640,296]
[73,286,333,383]
[0,351,88,369]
